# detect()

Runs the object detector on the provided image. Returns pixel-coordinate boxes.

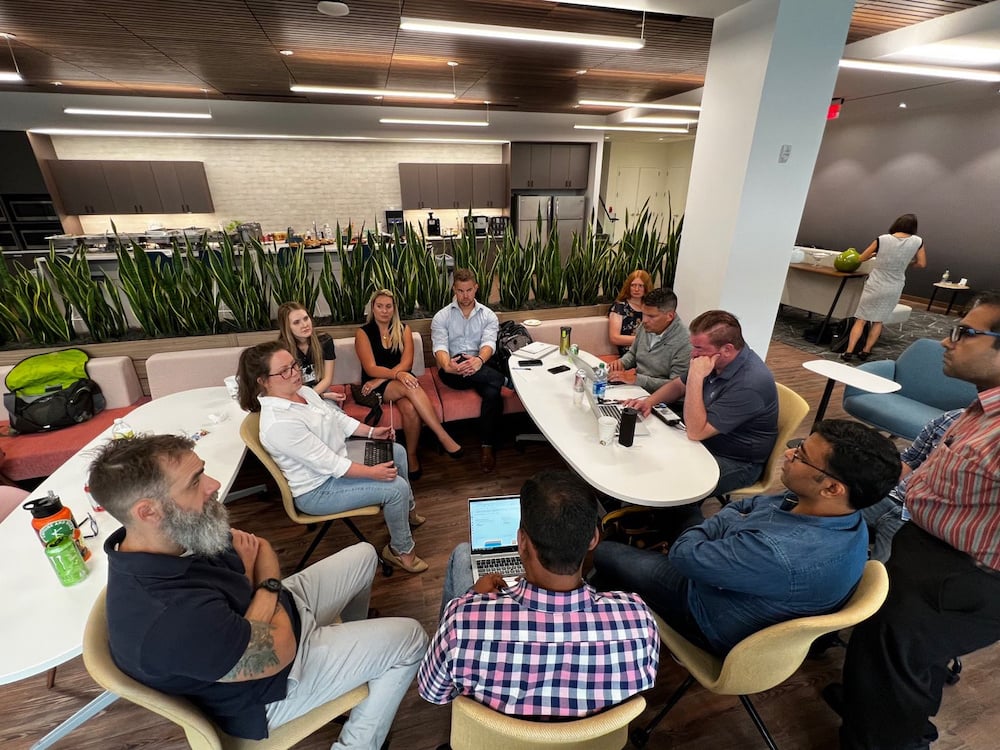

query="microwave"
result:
[6,196,60,222]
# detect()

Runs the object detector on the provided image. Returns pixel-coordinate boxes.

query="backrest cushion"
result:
[332,332,425,384]
[530,316,616,357]
[146,347,247,399]
[895,339,978,411]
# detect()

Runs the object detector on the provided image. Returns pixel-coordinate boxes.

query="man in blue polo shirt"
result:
[90,434,427,747]
[627,309,778,496]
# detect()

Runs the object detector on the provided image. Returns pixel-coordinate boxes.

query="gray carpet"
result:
[771,305,958,362]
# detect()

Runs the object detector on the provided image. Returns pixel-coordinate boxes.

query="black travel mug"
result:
[618,407,637,447]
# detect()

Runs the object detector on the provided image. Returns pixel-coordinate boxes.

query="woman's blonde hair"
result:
[365,289,405,351]
[276,301,324,377]
[615,269,653,302]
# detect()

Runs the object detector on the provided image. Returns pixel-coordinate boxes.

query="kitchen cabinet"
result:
[472,164,507,208]
[510,143,590,189]
[400,163,508,210]
[48,160,213,215]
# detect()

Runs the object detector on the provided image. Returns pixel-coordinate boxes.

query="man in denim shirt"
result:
[593,420,900,654]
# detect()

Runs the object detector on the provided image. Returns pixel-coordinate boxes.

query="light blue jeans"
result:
[295,442,416,555]
[440,543,475,619]
[861,496,906,563]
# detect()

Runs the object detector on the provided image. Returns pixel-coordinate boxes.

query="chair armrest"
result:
[843,359,895,401]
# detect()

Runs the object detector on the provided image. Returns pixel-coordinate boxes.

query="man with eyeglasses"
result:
[592,419,900,656]
[834,290,1000,750]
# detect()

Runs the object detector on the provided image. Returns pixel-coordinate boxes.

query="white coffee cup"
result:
[598,416,617,446]
[224,375,239,400]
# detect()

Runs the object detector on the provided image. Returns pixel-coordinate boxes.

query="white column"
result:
[673,0,856,354]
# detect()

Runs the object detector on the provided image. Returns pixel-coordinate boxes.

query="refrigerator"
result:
[516,195,587,261]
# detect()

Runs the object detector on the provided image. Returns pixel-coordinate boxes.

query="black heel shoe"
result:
[407,468,423,481]
[857,351,871,361]
[446,446,465,460]
[839,352,855,362]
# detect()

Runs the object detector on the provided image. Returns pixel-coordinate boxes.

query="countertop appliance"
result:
[426,212,441,236]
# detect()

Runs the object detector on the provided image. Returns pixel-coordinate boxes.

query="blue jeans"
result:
[440,543,475,619]
[592,540,713,652]
[862,496,906,563]
[295,442,416,555]
[713,455,765,496]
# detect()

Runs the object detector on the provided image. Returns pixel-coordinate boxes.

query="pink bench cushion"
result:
[0,399,149,481]
[429,366,524,423]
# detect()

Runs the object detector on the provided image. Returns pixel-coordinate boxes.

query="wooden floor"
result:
[4,340,998,750]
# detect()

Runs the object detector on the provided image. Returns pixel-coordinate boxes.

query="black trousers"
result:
[840,523,1000,749]
[437,363,505,445]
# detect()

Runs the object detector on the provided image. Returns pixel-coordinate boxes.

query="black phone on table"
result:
[518,359,544,367]
[548,364,571,374]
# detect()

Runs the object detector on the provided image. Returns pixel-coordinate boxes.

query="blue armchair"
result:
[842,338,977,440]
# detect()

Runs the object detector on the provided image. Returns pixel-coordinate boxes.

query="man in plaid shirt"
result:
[417,471,659,717]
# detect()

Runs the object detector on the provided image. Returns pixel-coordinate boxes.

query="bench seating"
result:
[0,356,148,481]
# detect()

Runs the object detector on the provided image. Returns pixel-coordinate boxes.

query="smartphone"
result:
[518,359,544,367]
[548,364,571,374]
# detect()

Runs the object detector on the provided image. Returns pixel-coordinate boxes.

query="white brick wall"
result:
[52,137,503,235]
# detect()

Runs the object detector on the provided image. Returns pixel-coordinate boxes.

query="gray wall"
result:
[796,99,1000,298]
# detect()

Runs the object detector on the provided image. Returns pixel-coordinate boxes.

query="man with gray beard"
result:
[92,434,427,748]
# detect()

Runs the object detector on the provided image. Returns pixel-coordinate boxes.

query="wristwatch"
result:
[256,578,282,594]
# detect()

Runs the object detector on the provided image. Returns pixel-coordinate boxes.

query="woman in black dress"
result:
[277,301,345,403]
[355,289,463,480]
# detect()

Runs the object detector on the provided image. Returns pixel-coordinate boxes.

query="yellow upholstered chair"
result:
[239,413,390,575]
[83,589,369,750]
[449,694,646,750]
[630,560,888,749]
[723,382,810,499]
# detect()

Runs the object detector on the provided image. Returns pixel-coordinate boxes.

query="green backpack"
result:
[3,349,106,434]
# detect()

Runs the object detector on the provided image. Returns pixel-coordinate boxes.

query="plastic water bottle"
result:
[112,418,136,440]
[593,363,608,400]
[941,270,950,283]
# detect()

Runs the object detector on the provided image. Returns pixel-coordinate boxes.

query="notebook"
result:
[584,386,650,436]
[515,341,558,359]
[345,438,394,466]
[469,494,525,585]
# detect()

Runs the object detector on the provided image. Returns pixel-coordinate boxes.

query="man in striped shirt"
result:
[837,290,1000,750]
[417,471,659,718]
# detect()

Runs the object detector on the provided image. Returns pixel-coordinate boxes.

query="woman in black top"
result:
[277,302,344,403]
[355,289,463,479]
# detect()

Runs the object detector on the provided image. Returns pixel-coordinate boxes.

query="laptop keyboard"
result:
[364,440,393,466]
[477,555,524,576]
[598,403,625,424]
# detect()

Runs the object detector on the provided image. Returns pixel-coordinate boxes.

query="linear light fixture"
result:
[627,116,698,125]
[1,32,22,83]
[579,99,701,112]
[29,128,506,144]
[291,84,456,100]
[839,58,1000,82]
[574,124,689,134]
[0,71,21,82]
[380,118,488,127]
[64,107,213,119]
[400,16,644,50]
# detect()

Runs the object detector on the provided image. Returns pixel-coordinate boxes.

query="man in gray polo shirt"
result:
[609,287,691,393]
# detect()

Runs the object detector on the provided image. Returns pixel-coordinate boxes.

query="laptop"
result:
[469,494,525,584]
[584,386,650,436]
[345,438,394,466]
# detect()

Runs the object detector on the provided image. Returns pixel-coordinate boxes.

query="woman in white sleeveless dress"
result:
[842,213,927,361]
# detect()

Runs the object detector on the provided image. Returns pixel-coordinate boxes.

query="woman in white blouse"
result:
[237,341,428,574]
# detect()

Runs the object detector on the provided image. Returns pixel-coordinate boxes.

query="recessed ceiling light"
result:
[64,107,213,119]
[575,124,689,134]
[279,49,294,56]
[577,69,587,75]
[52,81,63,86]
[400,17,645,50]
[899,102,907,108]
[447,61,459,67]
[380,118,488,127]
[839,58,1000,82]
[291,84,456,100]
[316,1,350,18]
[579,99,701,112]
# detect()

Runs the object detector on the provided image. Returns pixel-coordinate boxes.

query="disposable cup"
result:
[598,416,617,446]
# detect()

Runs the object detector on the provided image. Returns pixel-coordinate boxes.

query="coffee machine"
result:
[426,212,442,237]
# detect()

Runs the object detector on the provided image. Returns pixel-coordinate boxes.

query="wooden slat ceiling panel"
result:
[0,0,992,111]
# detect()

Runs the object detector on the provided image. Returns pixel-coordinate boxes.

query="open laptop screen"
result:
[469,495,521,554]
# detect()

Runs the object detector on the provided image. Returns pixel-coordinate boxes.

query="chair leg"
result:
[341,518,394,577]
[46,666,57,689]
[630,674,695,748]
[739,695,779,750]
[295,520,334,573]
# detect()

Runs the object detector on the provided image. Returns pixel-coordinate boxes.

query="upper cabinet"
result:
[47,160,214,215]
[510,143,590,189]
[399,163,508,210]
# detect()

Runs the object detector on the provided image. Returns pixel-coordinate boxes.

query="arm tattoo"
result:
[223,620,280,680]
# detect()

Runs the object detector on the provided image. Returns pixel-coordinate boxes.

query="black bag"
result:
[495,320,533,378]
[3,348,105,435]
[6,378,104,434]
[350,384,383,426]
